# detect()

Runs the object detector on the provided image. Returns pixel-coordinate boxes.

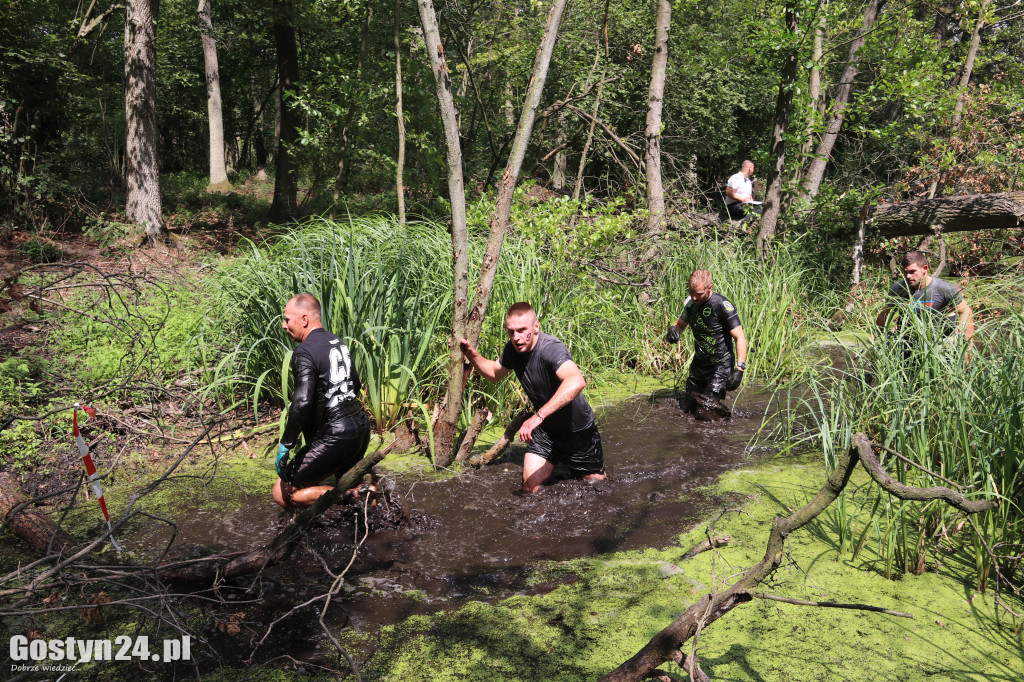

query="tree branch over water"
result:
[600,433,998,682]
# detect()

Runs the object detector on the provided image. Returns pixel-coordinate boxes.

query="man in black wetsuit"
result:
[665,269,749,416]
[272,293,371,508]
[459,302,606,494]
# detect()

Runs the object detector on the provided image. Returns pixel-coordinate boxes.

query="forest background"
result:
[1,0,1023,679]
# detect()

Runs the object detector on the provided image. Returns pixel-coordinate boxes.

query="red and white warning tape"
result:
[73,403,122,551]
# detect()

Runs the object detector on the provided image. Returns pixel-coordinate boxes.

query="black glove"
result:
[726,368,743,391]
[665,325,680,344]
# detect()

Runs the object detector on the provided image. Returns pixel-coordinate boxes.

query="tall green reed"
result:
[776,282,1024,589]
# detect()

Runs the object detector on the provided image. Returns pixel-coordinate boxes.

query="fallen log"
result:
[0,472,75,556]
[154,448,391,581]
[869,191,1024,237]
[599,433,998,681]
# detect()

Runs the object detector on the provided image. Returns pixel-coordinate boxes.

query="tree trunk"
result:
[270,0,300,222]
[572,47,604,203]
[464,0,569,343]
[394,0,406,224]
[0,472,74,556]
[124,0,165,244]
[755,0,799,256]
[800,0,885,201]
[426,0,570,468]
[643,0,671,236]
[198,0,231,192]
[788,7,824,205]
[416,0,471,463]
[869,192,1024,236]
[552,111,567,190]
[927,0,988,199]
[333,0,373,211]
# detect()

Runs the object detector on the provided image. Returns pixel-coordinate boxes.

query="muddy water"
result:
[277,389,771,634]
[139,389,773,658]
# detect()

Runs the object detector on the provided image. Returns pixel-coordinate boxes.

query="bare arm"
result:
[956,299,975,342]
[726,185,751,203]
[875,306,893,330]
[673,319,689,333]
[730,325,748,368]
[519,360,587,442]
[459,338,510,382]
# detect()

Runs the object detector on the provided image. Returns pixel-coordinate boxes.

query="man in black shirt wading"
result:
[665,270,749,416]
[272,293,371,508]
[459,302,606,494]
[875,250,975,347]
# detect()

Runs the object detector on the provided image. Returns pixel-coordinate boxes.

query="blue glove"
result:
[276,443,290,477]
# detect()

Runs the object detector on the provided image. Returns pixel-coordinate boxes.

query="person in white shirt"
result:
[725,160,760,221]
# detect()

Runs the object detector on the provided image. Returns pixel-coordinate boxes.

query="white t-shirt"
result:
[727,172,752,205]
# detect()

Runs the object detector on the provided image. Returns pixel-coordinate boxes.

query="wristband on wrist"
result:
[737,361,747,370]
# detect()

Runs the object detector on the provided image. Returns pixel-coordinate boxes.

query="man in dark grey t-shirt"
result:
[875,251,974,344]
[460,302,605,494]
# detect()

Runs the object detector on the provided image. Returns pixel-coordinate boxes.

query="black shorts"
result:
[687,358,733,399]
[525,423,604,476]
[286,412,371,488]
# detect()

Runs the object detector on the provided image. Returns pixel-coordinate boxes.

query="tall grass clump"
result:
[777,281,1024,591]
[209,217,449,431]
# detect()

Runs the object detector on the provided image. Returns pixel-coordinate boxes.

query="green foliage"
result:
[52,282,210,385]
[17,238,65,263]
[209,213,824,436]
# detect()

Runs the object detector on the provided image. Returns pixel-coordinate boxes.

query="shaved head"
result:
[283,293,323,342]
[288,293,322,317]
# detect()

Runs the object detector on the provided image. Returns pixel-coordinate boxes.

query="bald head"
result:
[282,293,322,342]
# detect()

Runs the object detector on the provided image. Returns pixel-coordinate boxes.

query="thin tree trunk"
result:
[756,0,799,256]
[333,0,373,211]
[788,7,824,204]
[644,0,671,236]
[198,0,231,191]
[572,0,611,203]
[394,0,406,224]
[124,0,165,244]
[927,0,988,199]
[427,0,570,467]
[800,0,885,201]
[464,0,569,343]
[572,47,604,203]
[552,111,567,190]
[270,0,300,222]
[416,0,470,463]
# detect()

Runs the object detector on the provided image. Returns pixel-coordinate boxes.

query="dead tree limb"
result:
[599,433,997,682]
[753,593,913,618]
[0,473,75,556]
[681,535,731,560]
[869,191,1024,237]
[454,408,492,463]
[468,412,531,468]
